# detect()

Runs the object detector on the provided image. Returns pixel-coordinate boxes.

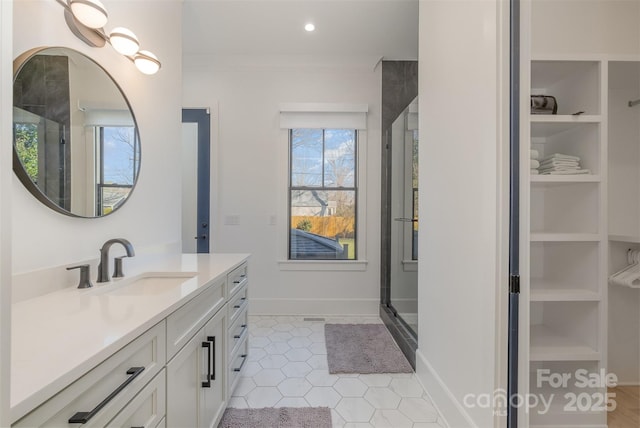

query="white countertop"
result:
[10,253,249,423]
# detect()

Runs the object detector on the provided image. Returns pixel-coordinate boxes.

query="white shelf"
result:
[531,175,600,183]
[530,114,601,123]
[530,288,600,302]
[530,325,601,361]
[530,233,601,242]
[609,234,640,243]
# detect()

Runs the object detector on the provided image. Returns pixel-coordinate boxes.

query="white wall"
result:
[531,0,640,56]
[417,1,508,427]
[182,59,382,315]
[12,1,183,284]
[1,1,13,425]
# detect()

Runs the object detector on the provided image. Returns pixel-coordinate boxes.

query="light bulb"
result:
[69,0,108,29]
[134,50,161,75]
[305,23,315,32]
[110,27,139,56]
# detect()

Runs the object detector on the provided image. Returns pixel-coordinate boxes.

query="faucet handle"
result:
[67,264,93,289]
[113,256,128,278]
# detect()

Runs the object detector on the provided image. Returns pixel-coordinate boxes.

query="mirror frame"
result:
[12,46,142,218]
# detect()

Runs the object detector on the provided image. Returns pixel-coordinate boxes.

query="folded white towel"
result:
[530,169,539,175]
[539,166,580,172]
[540,160,580,168]
[530,159,540,169]
[530,149,540,160]
[541,169,591,175]
[542,153,581,162]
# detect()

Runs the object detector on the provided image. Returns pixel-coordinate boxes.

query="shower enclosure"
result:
[380,60,419,367]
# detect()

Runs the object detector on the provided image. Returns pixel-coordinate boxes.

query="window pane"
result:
[103,127,136,185]
[14,123,39,182]
[291,129,323,187]
[100,186,130,215]
[290,189,356,260]
[324,129,355,187]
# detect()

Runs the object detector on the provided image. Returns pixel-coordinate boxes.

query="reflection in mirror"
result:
[389,96,419,336]
[13,47,140,218]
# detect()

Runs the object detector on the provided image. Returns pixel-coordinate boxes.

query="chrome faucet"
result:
[97,238,135,283]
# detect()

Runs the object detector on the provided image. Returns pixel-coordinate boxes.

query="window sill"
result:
[278,260,368,271]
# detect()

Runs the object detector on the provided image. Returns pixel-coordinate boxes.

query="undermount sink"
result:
[92,272,198,296]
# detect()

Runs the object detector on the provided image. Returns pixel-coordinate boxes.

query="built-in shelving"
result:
[530,325,600,361]
[530,233,600,242]
[531,175,601,183]
[530,114,601,124]
[530,288,600,302]
[526,58,607,427]
[609,234,640,243]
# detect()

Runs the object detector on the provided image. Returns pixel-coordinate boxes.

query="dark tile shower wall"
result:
[14,55,71,210]
[380,60,418,368]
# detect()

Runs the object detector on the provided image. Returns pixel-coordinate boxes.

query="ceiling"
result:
[182,0,419,61]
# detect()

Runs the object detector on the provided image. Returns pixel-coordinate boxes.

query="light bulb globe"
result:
[69,0,108,29]
[134,50,161,75]
[110,27,140,56]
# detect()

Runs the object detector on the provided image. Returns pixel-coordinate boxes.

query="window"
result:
[289,129,357,260]
[95,126,139,215]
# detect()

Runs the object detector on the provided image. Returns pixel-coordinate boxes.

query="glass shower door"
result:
[390,98,419,336]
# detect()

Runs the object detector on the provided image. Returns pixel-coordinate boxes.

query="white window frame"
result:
[277,103,369,271]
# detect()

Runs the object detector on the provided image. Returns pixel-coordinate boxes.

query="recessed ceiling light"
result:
[305,23,315,32]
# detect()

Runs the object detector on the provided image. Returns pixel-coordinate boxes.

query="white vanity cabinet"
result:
[13,322,167,428]
[166,303,226,428]
[225,263,249,398]
[11,255,250,428]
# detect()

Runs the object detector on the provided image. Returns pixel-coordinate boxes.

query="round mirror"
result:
[13,47,141,218]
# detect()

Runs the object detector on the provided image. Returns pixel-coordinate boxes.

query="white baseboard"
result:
[249,297,379,316]
[415,349,476,428]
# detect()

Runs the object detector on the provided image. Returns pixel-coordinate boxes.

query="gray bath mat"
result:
[218,407,332,428]
[325,324,413,374]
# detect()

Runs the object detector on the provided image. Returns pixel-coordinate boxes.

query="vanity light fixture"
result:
[68,0,108,29]
[55,0,161,74]
[134,51,161,75]
[109,27,140,56]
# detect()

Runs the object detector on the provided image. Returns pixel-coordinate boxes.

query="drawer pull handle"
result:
[233,280,240,284]
[233,297,248,309]
[234,324,247,339]
[202,341,212,388]
[207,336,216,381]
[240,274,247,278]
[233,354,248,372]
[68,366,145,424]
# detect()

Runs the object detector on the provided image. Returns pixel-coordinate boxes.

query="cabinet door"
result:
[166,332,201,428]
[167,308,227,428]
[200,308,227,428]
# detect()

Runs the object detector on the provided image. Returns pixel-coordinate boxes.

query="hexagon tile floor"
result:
[228,315,447,428]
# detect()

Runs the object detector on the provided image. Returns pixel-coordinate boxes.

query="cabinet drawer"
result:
[166,278,225,360]
[106,369,166,428]
[227,306,248,358]
[14,322,166,428]
[227,263,248,298]
[227,336,248,398]
[227,283,248,325]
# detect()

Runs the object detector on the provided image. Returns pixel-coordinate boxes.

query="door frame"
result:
[182,108,211,253]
